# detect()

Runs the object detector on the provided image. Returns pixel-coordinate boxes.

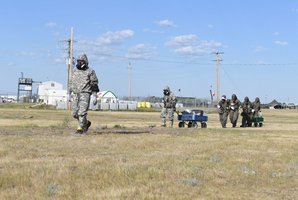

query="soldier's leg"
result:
[160,108,167,127]
[230,111,236,127]
[72,94,79,120]
[247,114,252,127]
[229,111,233,124]
[222,113,228,128]
[219,114,224,127]
[241,114,246,127]
[168,108,174,127]
[231,111,238,127]
[77,93,91,130]
[234,111,239,127]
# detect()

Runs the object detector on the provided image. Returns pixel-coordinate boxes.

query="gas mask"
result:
[76,60,87,70]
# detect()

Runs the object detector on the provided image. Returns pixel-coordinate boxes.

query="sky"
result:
[1,0,298,104]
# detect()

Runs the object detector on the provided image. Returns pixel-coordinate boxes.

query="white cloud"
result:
[16,51,37,57]
[166,34,198,46]
[254,46,267,52]
[273,32,280,36]
[74,29,135,63]
[125,44,155,60]
[45,22,57,28]
[166,34,223,56]
[208,24,214,28]
[143,28,164,34]
[53,58,64,64]
[274,40,288,46]
[156,19,177,27]
[7,62,15,66]
[174,46,207,55]
[96,29,134,45]
[256,60,268,65]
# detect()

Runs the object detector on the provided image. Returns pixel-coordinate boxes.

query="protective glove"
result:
[68,93,72,102]
[91,94,97,105]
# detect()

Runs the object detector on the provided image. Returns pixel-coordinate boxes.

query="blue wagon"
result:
[177,109,208,128]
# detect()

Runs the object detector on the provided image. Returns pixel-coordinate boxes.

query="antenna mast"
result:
[67,27,74,109]
[212,51,224,102]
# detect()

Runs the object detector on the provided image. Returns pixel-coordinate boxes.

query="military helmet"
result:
[244,96,249,102]
[77,53,88,65]
[163,85,170,91]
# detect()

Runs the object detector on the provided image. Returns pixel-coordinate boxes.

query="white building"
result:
[37,81,67,105]
[97,91,117,103]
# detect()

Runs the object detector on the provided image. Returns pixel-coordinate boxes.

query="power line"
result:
[92,53,298,67]
[67,28,74,110]
[212,51,224,102]
[128,62,132,100]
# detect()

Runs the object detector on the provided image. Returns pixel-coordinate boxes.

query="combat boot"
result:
[75,127,84,134]
[169,120,174,128]
[161,118,166,127]
[83,121,91,133]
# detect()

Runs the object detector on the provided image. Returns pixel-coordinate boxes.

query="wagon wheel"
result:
[259,123,263,127]
[178,121,185,128]
[201,122,207,128]
[187,122,198,128]
[254,122,258,127]
[187,121,193,128]
[193,122,198,128]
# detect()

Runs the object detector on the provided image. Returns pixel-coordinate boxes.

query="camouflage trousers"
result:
[219,112,229,128]
[160,107,175,127]
[229,110,239,127]
[72,92,91,129]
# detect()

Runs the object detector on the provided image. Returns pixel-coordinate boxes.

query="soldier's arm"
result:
[90,70,99,93]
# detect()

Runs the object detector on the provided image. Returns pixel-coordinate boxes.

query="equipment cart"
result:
[177,109,208,128]
[251,111,264,127]
[252,116,264,127]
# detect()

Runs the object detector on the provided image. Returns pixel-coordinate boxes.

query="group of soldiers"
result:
[217,94,261,128]
[159,87,263,129]
[68,53,261,132]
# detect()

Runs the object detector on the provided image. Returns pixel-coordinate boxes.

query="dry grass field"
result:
[0,105,297,199]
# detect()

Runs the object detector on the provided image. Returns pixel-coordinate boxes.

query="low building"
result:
[97,90,117,103]
[37,81,67,105]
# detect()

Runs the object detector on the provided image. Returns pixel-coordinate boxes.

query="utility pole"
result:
[67,27,74,110]
[212,51,224,102]
[128,62,132,100]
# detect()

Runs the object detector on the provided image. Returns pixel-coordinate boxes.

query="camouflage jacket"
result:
[242,101,252,114]
[218,99,230,114]
[69,66,99,94]
[230,99,241,111]
[162,92,177,108]
[252,101,261,112]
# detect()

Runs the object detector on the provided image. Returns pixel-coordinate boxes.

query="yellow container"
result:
[141,102,146,108]
[145,102,151,108]
[137,102,142,108]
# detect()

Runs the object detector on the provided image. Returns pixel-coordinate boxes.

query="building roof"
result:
[97,91,117,98]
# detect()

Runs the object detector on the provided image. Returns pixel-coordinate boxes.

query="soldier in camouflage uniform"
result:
[217,95,230,128]
[229,94,241,128]
[160,86,177,127]
[240,96,253,127]
[252,97,261,117]
[69,54,99,134]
